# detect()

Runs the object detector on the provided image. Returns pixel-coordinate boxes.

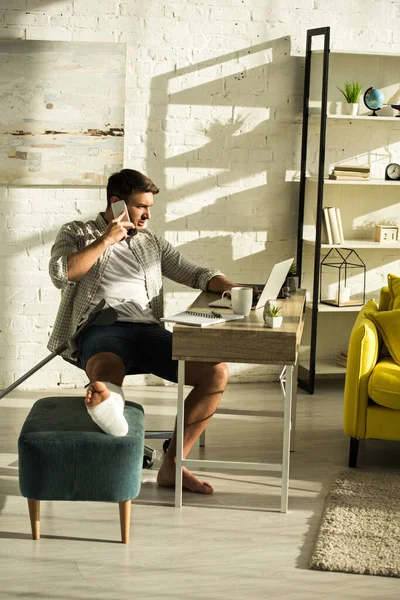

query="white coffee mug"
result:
[230,287,253,316]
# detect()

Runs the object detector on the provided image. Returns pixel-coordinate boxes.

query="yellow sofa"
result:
[344,285,400,467]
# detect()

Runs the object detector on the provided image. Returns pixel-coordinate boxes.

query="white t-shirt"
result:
[85,237,158,324]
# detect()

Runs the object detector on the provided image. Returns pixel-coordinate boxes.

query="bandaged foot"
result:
[85,381,129,436]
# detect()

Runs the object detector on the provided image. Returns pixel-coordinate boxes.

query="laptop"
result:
[209,258,294,310]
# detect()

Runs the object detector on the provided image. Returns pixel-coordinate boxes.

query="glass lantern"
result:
[319,248,366,307]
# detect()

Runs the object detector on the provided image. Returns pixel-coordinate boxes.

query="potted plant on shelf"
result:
[337,81,362,116]
[263,304,283,329]
[287,263,299,292]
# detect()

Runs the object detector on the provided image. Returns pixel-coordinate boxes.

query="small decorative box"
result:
[375,226,398,243]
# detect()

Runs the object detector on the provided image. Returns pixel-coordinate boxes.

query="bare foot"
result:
[157,455,214,494]
[85,381,110,408]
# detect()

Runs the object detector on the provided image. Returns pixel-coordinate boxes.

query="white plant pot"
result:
[264,316,283,329]
[346,103,359,116]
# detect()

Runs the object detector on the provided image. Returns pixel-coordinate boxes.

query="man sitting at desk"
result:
[48,168,254,495]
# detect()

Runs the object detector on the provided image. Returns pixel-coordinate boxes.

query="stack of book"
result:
[329,165,370,181]
[322,206,344,245]
[336,350,348,368]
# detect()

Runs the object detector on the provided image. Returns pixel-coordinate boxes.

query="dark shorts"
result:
[77,322,178,383]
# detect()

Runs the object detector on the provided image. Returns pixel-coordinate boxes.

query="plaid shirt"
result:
[48,213,223,362]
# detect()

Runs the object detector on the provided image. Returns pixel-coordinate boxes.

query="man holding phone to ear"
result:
[49,168,256,495]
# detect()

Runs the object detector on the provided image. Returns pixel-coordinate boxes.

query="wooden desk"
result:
[172,289,306,512]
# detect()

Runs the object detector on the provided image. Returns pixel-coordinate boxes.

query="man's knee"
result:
[205,362,229,390]
[215,362,229,387]
[185,361,229,389]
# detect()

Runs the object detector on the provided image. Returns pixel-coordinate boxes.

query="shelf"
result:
[325,179,398,185]
[303,238,400,249]
[309,114,400,122]
[306,301,363,313]
[306,177,400,186]
[298,359,346,377]
[312,49,400,58]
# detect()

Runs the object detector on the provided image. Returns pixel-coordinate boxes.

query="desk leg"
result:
[174,360,185,508]
[290,363,298,453]
[281,364,293,513]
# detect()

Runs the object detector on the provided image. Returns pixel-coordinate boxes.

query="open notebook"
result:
[160,310,244,327]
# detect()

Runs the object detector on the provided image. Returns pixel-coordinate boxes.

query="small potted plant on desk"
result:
[263,304,283,329]
[337,81,362,116]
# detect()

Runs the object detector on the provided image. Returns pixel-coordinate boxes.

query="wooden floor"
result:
[1,380,400,599]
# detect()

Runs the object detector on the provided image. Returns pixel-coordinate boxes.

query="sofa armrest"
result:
[379,286,390,311]
[343,300,380,439]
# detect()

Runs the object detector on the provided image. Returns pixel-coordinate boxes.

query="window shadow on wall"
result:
[146,37,303,284]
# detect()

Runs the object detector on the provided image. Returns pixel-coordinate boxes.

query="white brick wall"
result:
[0,1,399,389]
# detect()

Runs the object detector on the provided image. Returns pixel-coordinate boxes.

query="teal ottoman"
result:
[18,396,145,544]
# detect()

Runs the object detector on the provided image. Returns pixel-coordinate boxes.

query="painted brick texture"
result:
[0,1,399,388]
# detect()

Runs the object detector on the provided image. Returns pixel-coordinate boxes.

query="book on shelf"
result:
[335,208,345,244]
[333,169,370,177]
[322,207,333,245]
[330,164,370,181]
[329,174,370,181]
[322,207,344,245]
[333,165,370,173]
[327,206,342,244]
[160,310,245,327]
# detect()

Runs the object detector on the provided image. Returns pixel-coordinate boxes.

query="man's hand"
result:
[102,210,135,247]
[222,284,260,302]
[208,275,260,300]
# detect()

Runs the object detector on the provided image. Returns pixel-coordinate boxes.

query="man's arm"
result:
[67,237,109,283]
[207,275,235,294]
[158,236,258,297]
[67,211,133,282]
[159,236,224,290]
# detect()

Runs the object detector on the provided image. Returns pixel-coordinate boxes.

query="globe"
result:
[364,87,385,116]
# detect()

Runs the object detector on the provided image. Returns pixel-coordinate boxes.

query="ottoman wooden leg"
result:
[28,499,40,540]
[119,500,131,544]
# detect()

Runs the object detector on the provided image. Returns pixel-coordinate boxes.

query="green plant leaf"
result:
[266,305,281,317]
[337,81,362,103]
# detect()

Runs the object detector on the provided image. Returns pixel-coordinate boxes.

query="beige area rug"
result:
[310,470,400,578]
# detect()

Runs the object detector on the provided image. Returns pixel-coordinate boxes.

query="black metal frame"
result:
[296,26,330,394]
[319,247,366,307]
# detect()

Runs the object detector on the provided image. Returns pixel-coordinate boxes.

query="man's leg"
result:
[157,360,229,494]
[84,352,128,436]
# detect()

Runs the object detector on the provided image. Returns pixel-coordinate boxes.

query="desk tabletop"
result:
[171,289,306,365]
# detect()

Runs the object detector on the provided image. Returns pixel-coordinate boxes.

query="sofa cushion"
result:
[388,273,400,310]
[368,358,400,410]
[367,308,400,366]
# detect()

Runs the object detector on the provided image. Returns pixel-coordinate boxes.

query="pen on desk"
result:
[211,310,223,318]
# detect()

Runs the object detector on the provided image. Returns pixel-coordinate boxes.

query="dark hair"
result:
[106,169,159,206]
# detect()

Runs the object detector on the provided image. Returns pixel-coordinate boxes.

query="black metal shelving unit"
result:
[297,27,400,395]
[296,26,330,394]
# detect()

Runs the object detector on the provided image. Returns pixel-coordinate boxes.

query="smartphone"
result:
[111,200,135,235]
